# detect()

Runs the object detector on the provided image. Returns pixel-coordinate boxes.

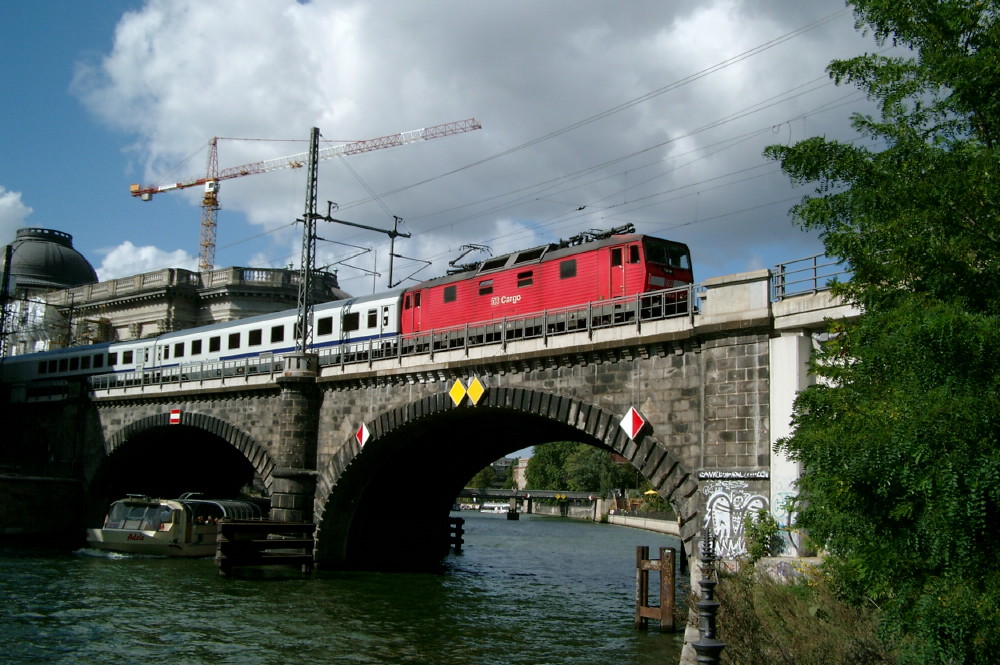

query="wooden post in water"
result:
[635,546,675,631]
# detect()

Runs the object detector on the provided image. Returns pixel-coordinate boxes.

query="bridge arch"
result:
[84,411,276,523]
[314,386,700,569]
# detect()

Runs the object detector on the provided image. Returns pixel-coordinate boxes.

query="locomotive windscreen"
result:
[643,239,691,271]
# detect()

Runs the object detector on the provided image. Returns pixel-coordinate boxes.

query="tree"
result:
[525,442,636,494]
[764,3,1000,663]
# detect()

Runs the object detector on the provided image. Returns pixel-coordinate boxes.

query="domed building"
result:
[1,228,98,355]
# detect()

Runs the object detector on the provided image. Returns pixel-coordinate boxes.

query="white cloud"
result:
[73,0,876,284]
[0,186,33,245]
[96,241,197,281]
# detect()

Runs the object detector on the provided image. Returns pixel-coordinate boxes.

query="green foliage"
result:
[466,465,497,489]
[743,508,782,564]
[717,565,896,665]
[765,2,1000,662]
[524,441,636,494]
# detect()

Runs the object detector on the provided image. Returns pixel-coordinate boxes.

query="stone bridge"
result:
[0,267,855,568]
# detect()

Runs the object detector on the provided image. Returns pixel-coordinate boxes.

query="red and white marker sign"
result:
[619,406,646,440]
[355,423,370,448]
[169,409,181,425]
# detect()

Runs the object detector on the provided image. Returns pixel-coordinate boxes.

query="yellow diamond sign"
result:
[449,379,467,406]
[466,377,486,405]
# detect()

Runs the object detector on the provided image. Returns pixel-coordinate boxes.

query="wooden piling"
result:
[635,545,676,631]
[215,520,316,576]
[448,516,464,553]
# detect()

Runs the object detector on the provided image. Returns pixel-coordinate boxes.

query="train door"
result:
[402,290,422,331]
[600,243,628,299]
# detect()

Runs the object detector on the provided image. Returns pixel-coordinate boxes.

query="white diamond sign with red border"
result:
[619,406,646,440]
[355,423,370,448]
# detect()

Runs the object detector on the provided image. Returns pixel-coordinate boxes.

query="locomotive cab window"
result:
[317,317,333,336]
[611,247,623,267]
[629,244,640,263]
[517,271,534,288]
[444,285,457,303]
[343,312,360,332]
[560,259,577,279]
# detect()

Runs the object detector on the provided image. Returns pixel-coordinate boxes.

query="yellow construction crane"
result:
[129,118,482,272]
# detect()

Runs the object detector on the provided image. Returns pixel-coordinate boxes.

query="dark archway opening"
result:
[89,425,261,526]
[325,408,606,571]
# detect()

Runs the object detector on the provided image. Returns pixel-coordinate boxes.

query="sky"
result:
[0,0,882,296]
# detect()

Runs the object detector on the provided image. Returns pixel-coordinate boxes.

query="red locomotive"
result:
[400,226,692,335]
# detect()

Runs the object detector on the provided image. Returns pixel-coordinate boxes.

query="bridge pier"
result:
[271,353,320,523]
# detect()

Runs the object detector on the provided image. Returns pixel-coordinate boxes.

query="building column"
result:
[271,352,320,523]
[768,330,816,556]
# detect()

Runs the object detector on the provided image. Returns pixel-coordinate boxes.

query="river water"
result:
[2,512,685,665]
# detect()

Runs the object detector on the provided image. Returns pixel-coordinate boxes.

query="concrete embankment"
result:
[606,513,680,536]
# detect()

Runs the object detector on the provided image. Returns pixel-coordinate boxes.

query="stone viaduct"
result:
[0,267,854,568]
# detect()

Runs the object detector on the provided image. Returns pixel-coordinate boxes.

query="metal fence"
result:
[770,253,850,301]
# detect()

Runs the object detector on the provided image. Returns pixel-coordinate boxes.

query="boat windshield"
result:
[107,502,172,531]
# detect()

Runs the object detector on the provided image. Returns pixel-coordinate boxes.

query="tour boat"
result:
[85,493,267,557]
[480,502,510,514]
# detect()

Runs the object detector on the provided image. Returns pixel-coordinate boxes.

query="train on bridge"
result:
[0,226,692,389]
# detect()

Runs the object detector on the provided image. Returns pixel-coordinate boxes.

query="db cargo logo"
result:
[490,294,522,307]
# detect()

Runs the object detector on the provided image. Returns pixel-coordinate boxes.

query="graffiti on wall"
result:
[701,480,769,559]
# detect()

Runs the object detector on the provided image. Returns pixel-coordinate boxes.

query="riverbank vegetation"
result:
[762,2,1000,663]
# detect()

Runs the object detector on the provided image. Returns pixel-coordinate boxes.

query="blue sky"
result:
[1,1,879,296]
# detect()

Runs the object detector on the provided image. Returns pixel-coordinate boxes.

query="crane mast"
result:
[129,118,482,271]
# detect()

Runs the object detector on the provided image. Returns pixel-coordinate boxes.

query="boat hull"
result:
[86,527,218,557]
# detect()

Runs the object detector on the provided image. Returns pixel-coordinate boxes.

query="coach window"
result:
[81,356,91,370]
[444,285,457,303]
[271,325,284,344]
[163,346,170,360]
[107,353,117,366]
[59,358,68,372]
[367,309,377,329]
[560,259,577,279]
[174,342,184,358]
[611,247,623,267]
[70,357,80,371]
[517,271,534,288]
[122,351,134,364]
[209,337,221,353]
[228,333,240,350]
[191,339,202,355]
[479,279,493,295]
[93,354,104,369]
[343,312,360,332]
[317,317,333,336]
[249,329,262,346]
[38,362,47,375]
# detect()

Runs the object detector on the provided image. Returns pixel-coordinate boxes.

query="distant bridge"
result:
[1,255,855,568]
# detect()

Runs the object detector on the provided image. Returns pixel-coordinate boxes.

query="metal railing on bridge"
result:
[770,253,850,301]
